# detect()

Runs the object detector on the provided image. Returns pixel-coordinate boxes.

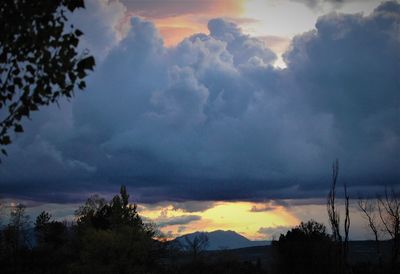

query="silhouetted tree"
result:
[377,187,400,272]
[272,220,338,274]
[327,159,351,272]
[327,160,342,243]
[0,203,31,273]
[358,197,382,267]
[33,211,70,273]
[35,211,67,248]
[343,183,350,268]
[75,194,108,229]
[0,0,95,156]
[72,186,157,273]
[182,233,209,261]
[75,186,144,230]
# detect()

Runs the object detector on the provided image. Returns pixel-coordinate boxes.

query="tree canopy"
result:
[0,0,95,156]
[272,220,339,274]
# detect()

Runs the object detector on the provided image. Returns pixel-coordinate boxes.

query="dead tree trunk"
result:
[378,187,400,273]
[343,183,350,269]
[358,197,382,268]
[327,160,351,274]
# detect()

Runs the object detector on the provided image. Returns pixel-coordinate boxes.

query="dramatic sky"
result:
[0,0,399,240]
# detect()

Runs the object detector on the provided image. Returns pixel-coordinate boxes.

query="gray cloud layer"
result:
[152,214,202,228]
[0,2,399,203]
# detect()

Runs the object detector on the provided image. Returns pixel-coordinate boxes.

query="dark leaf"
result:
[1,135,11,145]
[78,81,86,90]
[77,56,95,72]
[75,29,83,37]
[14,124,23,133]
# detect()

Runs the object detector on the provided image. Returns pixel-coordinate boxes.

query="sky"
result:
[0,0,399,240]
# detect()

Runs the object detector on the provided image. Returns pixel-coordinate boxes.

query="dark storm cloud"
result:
[0,2,399,203]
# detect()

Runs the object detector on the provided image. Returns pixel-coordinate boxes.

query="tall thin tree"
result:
[327,159,342,243]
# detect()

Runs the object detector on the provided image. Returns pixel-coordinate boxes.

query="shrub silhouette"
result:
[272,220,339,274]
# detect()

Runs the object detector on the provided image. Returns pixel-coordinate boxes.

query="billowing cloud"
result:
[69,0,128,62]
[0,2,399,203]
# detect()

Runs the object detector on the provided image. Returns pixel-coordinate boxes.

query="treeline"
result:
[0,184,399,274]
[0,186,160,273]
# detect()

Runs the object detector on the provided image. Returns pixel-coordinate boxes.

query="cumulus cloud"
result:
[69,0,128,62]
[0,2,399,203]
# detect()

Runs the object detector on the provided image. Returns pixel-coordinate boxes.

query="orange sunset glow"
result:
[125,0,245,46]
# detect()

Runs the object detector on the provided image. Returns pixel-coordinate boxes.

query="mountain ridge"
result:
[174,230,270,250]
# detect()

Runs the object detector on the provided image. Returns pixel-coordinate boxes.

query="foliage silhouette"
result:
[72,185,158,274]
[33,211,70,273]
[0,0,95,157]
[271,220,339,274]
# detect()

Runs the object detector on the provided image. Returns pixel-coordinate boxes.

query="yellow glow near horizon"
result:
[139,201,299,240]
[201,202,298,239]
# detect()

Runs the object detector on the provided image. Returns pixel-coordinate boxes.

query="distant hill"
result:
[174,230,270,250]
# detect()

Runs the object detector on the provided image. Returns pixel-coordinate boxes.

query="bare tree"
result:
[377,187,400,269]
[327,160,351,273]
[327,159,342,243]
[0,199,3,226]
[358,197,382,266]
[183,232,209,261]
[343,183,350,265]
[9,203,31,249]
